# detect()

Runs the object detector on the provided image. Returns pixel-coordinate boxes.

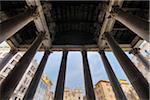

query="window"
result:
[145,50,150,55]
[3,67,11,74]
[18,85,23,92]
[14,97,21,100]
[11,60,17,66]
[31,73,34,77]
[21,87,26,93]
[27,70,31,76]
[15,55,21,60]
[31,66,36,72]
[14,97,18,100]
[78,97,80,99]
[97,91,99,94]
[106,83,109,86]
[24,77,28,84]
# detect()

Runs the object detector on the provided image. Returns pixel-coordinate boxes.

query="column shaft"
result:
[0,49,17,71]
[99,50,127,100]
[104,32,149,99]
[82,51,96,100]
[112,7,149,42]
[0,32,45,99]
[0,7,36,43]
[23,50,50,100]
[54,51,68,100]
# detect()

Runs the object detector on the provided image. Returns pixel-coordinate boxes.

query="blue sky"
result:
[34,51,132,95]
[0,41,133,95]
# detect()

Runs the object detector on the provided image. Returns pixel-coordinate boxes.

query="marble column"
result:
[54,51,68,100]
[104,32,149,99]
[99,50,127,100]
[0,7,37,43]
[82,50,96,100]
[23,50,51,100]
[0,32,45,99]
[111,7,149,42]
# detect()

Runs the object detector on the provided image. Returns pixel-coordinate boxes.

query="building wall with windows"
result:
[0,48,39,100]
[94,80,116,100]
[63,88,83,100]
[94,80,139,100]
[33,74,53,100]
[131,41,150,82]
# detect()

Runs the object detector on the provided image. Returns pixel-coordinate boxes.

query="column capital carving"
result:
[99,50,105,55]
[27,6,38,18]
[129,48,140,55]
[10,49,18,54]
[110,6,123,18]
[103,32,112,41]
[81,50,87,56]
[45,50,51,55]
[62,50,68,56]
[112,6,121,12]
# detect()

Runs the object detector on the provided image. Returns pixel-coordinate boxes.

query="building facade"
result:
[0,47,39,100]
[33,74,53,100]
[63,88,83,100]
[131,41,150,82]
[94,80,139,100]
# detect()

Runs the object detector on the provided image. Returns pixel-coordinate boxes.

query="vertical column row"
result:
[54,51,96,100]
[23,50,51,100]
[99,50,127,100]
[1,32,45,99]
[104,32,149,99]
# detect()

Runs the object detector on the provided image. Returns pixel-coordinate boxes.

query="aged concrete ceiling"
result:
[0,1,149,51]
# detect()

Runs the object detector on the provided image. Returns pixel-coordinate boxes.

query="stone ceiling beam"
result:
[0,8,36,44]
[98,0,145,50]
[111,7,149,42]
[26,0,52,50]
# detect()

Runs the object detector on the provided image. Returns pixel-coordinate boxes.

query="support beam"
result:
[0,32,45,99]
[129,48,149,70]
[26,0,52,48]
[0,7,36,43]
[0,49,17,71]
[23,50,50,100]
[99,50,127,100]
[111,7,149,42]
[81,50,96,100]
[54,51,68,100]
[98,0,124,49]
[104,32,149,99]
